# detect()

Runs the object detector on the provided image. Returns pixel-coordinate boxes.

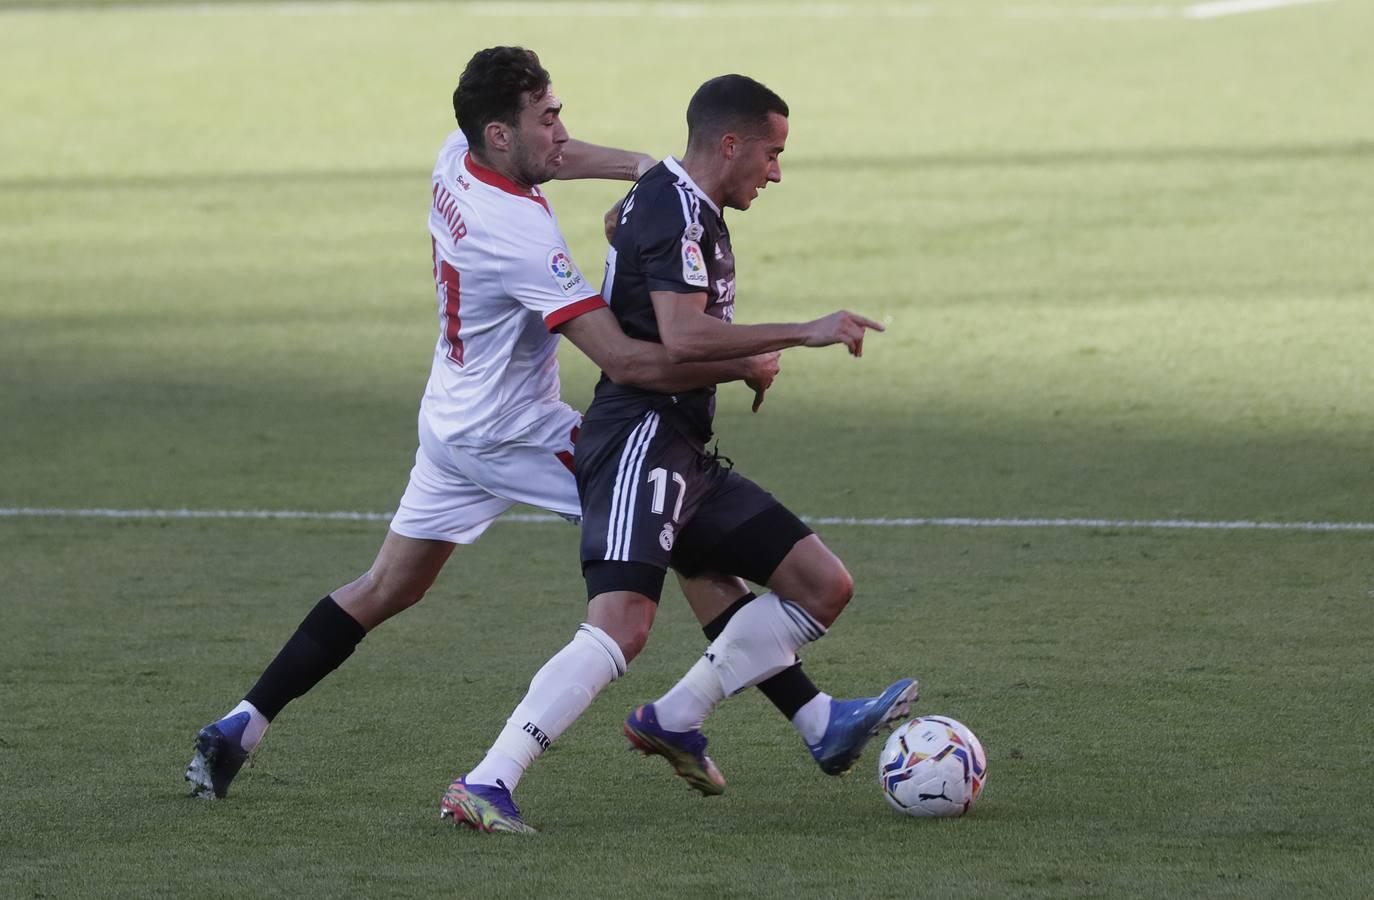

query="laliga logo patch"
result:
[547,248,584,295]
[681,240,708,288]
[659,522,676,552]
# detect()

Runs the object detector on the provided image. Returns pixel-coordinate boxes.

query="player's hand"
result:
[603,199,625,243]
[802,311,885,357]
[744,351,781,412]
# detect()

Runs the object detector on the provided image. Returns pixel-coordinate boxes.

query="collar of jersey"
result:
[663,156,721,217]
[463,151,549,210]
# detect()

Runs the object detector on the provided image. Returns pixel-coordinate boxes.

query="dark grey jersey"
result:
[586,157,736,447]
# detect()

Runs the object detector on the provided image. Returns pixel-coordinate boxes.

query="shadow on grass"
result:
[4,141,1372,192]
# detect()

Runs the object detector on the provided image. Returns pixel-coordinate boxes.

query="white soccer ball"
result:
[878,715,987,818]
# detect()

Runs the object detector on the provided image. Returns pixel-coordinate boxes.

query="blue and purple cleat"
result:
[624,704,726,796]
[809,678,920,776]
[439,777,536,834]
[185,711,251,799]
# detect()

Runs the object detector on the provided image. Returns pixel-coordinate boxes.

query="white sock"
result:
[653,593,826,730]
[224,700,270,753]
[652,655,726,732]
[791,692,833,746]
[706,592,826,696]
[467,624,626,792]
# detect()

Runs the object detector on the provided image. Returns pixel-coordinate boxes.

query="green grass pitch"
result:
[2,1,1372,897]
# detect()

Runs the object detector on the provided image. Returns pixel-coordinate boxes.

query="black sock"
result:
[702,593,821,721]
[244,595,366,721]
[701,594,754,642]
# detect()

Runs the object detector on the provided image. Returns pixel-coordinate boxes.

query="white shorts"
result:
[389,403,583,544]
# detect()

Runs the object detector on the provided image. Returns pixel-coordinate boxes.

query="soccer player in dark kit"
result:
[442,74,917,833]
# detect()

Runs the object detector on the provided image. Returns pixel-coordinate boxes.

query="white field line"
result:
[0,1,1338,20]
[2,507,1372,533]
[1004,4,1174,18]
[1184,0,1333,18]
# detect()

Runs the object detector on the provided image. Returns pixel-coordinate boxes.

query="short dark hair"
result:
[686,75,789,151]
[452,47,551,150]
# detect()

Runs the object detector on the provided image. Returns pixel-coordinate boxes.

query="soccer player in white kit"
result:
[186,47,911,810]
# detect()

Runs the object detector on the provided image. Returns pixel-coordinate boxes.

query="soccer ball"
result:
[878,715,987,818]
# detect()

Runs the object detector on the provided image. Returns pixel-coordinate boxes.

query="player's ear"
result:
[485,121,512,152]
[721,133,738,160]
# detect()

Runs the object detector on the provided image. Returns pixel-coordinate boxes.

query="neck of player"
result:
[471,147,534,192]
[679,151,728,210]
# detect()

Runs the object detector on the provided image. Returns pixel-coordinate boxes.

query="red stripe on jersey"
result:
[464,152,551,215]
[544,295,608,332]
[436,258,464,366]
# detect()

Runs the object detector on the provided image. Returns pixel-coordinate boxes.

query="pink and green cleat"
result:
[439,777,536,834]
[624,704,726,796]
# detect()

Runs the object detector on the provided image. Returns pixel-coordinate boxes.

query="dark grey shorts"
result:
[576,410,812,601]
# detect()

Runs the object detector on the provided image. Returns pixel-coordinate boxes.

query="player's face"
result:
[510,88,569,186]
[723,112,787,211]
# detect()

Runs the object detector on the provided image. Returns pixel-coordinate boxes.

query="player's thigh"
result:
[671,471,814,588]
[457,403,583,520]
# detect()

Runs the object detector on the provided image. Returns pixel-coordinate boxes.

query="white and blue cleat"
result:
[185,711,251,799]
[808,678,920,776]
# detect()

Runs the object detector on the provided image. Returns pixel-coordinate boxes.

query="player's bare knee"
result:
[773,546,853,625]
[343,568,428,619]
[815,565,854,624]
[787,560,851,626]
[615,625,651,663]
[586,590,658,664]
[591,617,650,663]
[362,533,452,616]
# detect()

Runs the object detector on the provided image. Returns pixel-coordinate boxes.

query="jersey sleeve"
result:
[500,222,606,331]
[634,183,711,296]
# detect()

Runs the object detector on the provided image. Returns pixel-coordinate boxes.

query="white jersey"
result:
[421,129,605,445]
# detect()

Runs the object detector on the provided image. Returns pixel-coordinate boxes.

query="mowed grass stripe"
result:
[0,0,1342,19]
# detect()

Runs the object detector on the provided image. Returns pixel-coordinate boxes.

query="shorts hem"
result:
[387,522,485,545]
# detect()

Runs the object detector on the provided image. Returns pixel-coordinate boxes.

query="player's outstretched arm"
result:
[651,291,885,362]
[557,307,777,394]
[556,140,655,182]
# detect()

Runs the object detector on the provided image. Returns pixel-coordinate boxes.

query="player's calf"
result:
[332,532,454,630]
